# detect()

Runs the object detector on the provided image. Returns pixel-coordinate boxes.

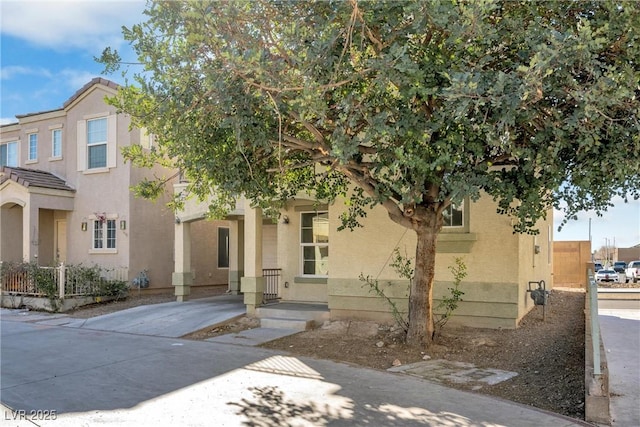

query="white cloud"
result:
[0,0,146,53]
[59,69,106,90]
[0,65,53,80]
[1,117,19,125]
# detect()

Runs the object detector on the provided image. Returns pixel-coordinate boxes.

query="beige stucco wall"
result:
[1,81,185,291]
[276,193,553,329]
[0,203,22,262]
[188,219,232,287]
[277,199,329,303]
[64,87,132,273]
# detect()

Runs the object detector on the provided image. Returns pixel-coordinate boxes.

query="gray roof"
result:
[63,77,120,109]
[0,167,75,192]
[14,77,120,119]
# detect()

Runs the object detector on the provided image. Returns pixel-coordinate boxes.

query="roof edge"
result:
[63,77,120,109]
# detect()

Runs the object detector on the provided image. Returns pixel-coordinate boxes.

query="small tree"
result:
[101,0,640,346]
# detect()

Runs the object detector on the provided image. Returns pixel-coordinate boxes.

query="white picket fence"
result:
[0,262,128,298]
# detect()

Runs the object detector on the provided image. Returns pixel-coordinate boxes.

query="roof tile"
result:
[0,167,75,192]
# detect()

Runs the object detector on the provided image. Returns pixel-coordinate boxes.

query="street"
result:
[0,314,588,427]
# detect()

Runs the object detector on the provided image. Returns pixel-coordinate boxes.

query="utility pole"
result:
[589,218,594,262]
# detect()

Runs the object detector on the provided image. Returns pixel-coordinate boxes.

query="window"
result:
[0,141,18,167]
[93,219,116,250]
[87,118,107,169]
[77,114,116,172]
[443,203,463,227]
[300,211,329,276]
[52,129,62,158]
[27,134,38,161]
[218,227,230,268]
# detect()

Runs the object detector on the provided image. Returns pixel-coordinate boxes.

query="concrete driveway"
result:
[1,308,591,426]
[1,294,246,338]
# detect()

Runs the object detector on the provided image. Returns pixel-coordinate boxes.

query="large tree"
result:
[103,0,640,346]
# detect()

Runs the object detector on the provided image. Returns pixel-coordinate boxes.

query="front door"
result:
[55,220,67,263]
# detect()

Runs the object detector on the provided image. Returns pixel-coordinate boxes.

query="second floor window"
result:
[28,134,38,161]
[52,129,62,158]
[93,219,116,249]
[87,118,107,169]
[0,141,18,167]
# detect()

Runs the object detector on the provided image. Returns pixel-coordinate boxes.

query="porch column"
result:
[172,220,192,302]
[22,202,38,263]
[241,205,264,315]
[228,219,244,295]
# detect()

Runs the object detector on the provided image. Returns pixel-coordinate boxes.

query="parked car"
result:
[613,261,627,274]
[596,269,619,283]
[626,261,640,283]
[594,262,603,272]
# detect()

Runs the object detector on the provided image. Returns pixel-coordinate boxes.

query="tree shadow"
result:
[228,385,340,427]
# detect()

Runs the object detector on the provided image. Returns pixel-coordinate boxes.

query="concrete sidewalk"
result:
[598,299,640,427]
[1,318,591,427]
[2,293,632,426]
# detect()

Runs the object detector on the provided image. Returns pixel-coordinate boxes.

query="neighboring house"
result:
[618,245,640,264]
[0,78,227,292]
[175,185,554,329]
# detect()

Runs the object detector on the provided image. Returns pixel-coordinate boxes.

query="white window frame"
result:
[27,133,38,162]
[89,214,118,254]
[300,211,329,277]
[51,128,62,159]
[443,203,464,228]
[77,113,116,172]
[87,118,107,169]
[0,141,19,167]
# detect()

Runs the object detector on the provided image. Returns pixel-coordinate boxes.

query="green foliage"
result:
[360,248,413,335]
[28,262,60,311]
[100,0,639,233]
[94,278,128,299]
[389,247,415,281]
[99,0,640,342]
[360,273,409,335]
[1,263,128,312]
[434,257,467,338]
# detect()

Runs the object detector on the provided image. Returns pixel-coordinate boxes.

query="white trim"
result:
[83,111,111,120]
[89,249,118,255]
[76,119,86,171]
[27,133,38,162]
[299,210,329,278]
[82,167,110,175]
[51,128,62,159]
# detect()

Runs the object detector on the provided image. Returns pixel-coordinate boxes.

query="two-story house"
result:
[0,78,228,293]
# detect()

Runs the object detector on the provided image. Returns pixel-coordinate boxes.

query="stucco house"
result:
[0,78,228,292]
[174,186,554,329]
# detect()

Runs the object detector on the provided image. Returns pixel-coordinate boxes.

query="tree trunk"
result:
[406,213,440,347]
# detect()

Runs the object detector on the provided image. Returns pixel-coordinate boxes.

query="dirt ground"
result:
[260,290,588,420]
[68,282,638,421]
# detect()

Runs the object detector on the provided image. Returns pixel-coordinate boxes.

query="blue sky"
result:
[1,0,638,249]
